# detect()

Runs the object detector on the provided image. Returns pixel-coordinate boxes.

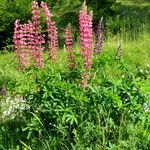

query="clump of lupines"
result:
[41,1,58,61]
[94,17,104,54]
[115,42,123,60]
[79,1,93,87]
[31,1,45,68]
[64,23,75,69]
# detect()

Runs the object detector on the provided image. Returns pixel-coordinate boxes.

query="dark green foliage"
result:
[0,0,32,48]
[106,1,150,40]
[23,60,150,149]
[0,119,28,150]
[0,0,117,49]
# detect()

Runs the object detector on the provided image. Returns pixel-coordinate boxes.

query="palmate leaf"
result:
[62,112,78,125]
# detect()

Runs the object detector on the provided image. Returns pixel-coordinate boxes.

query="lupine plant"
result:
[94,17,104,54]
[14,1,45,69]
[41,2,58,61]
[14,1,94,81]
[64,23,75,70]
[79,1,93,87]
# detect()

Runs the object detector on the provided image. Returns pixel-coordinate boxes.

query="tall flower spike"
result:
[64,23,75,69]
[25,21,35,65]
[87,10,93,69]
[80,3,93,71]
[48,21,58,61]
[19,23,30,68]
[79,1,93,87]
[41,2,58,61]
[31,1,45,68]
[94,17,104,54]
[14,20,29,70]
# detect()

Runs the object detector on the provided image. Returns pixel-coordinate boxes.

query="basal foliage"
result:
[0,52,150,149]
[1,55,149,149]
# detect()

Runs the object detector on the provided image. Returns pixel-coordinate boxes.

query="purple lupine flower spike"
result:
[94,17,104,54]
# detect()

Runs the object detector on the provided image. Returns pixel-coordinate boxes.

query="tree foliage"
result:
[0,0,117,49]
